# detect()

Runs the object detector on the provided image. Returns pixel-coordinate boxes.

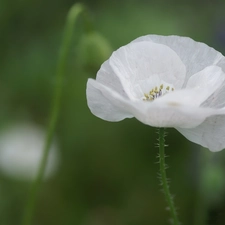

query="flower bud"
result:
[77,31,112,72]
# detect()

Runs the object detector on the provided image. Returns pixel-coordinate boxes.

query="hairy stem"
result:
[158,128,180,225]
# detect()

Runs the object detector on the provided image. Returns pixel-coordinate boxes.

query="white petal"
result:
[176,115,225,152]
[186,66,225,89]
[108,41,186,99]
[132,35,225,86]
[96,60,129,98]
[203,82,225,108]
[136,99,225,129]
[87,79,225,128]
[186,65,225,105]
[187,65,225,109]
[155,86,221,108]
[86,79,133,121]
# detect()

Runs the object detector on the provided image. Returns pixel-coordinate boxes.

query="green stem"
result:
[158,128,180,225]
[21,3,88,225]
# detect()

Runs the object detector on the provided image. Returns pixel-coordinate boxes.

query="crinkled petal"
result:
[96,60,129,98]
[176,115,225,152]
[86,79,133,121]
[87,79,225,128]
[138,89,225,128]
[135,105,220,129]
[186,65,225,90]
[133,35,225,110]
[202,82,225,108]
[186,65,225,109]
[185,65,225,106]
[154,88,214,108]
[132,35,225,86]
[108,41,186,99]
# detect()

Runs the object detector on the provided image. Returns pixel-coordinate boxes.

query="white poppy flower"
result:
[86,35,225,152]
[0,123,59,181]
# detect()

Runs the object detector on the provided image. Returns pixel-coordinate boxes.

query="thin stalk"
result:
[21,3,87,225]
[158,128,180,225]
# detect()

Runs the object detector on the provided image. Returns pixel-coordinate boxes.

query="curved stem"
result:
[21,3,88,225]
[158,128,180,225]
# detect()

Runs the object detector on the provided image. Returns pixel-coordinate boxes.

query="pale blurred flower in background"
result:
[0,122,59,181]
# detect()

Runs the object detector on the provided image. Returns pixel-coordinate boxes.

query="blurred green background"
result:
[1,0,225,224]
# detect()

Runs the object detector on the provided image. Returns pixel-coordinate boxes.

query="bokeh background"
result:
[1,0,225,224]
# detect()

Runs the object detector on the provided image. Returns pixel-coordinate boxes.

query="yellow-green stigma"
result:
[143,84,174,101]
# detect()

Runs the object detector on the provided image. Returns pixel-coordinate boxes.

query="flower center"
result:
[143,84,174,101]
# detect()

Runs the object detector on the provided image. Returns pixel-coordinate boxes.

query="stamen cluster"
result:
[143,84,174,101]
